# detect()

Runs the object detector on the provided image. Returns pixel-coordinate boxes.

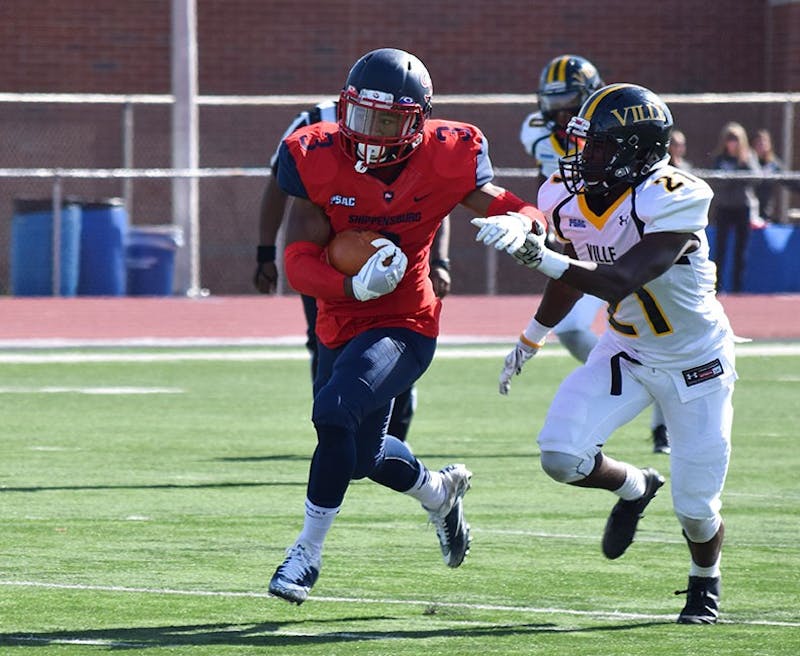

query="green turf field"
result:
[1,344,798,655]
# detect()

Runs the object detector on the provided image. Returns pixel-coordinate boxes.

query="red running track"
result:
[0,294,796,343]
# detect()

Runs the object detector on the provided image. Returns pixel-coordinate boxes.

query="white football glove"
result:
[351,238,408,301]
[499,338,542,395]
[470,211,531,254]
[511,220,547,269]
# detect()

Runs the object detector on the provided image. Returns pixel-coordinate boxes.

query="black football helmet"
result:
[338,48,433,171]
[537,54,604,124]
[559,83,674,195]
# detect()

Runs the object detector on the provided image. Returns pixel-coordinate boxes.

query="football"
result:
[326,229,388,275]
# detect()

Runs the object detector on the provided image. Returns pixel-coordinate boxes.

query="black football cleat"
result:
[676,575,721,624]
[602,467,665,559]
[652,424,671,454]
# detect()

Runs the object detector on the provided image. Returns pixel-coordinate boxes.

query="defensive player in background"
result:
[474,84,736,624]
[520,54,670,455]
[254,99,452,443]
[268,47,546,605]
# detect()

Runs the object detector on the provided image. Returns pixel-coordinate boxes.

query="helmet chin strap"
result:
[353,144,403,173]
[354,143,389,172]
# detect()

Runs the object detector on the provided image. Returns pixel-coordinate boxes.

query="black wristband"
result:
[431,258,450,272]
[257,245,277,263]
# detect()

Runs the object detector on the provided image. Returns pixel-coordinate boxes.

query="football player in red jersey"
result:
[253,98,451,443]
[267,47,545,605]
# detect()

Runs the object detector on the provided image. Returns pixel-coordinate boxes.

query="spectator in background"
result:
[668,129,692,171]
[709,122,759,293]
[751,128,783,222]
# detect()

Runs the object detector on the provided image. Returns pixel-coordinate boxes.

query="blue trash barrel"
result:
[10,198,82,296]
[125,225,183,296]
[78,199,128,296]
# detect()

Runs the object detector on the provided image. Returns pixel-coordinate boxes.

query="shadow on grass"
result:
[216,454,311,462]
[0,618,673,649]
[0,480,304,493]
[216,452,538,463]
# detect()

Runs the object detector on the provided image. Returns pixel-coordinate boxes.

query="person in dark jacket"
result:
[709,122,759,292]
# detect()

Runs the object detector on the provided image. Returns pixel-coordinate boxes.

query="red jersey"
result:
[279,119,493,348]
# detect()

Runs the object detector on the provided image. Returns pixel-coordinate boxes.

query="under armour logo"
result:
[618,214,630,226]
[384,191,394,202]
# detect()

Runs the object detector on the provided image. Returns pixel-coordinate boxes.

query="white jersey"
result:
[520,111,567,178]
[537,159,734,371]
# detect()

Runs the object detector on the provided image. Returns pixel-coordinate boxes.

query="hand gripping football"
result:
[327,229,392,275]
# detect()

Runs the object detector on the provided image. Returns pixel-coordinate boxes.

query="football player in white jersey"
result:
[473,83,737,624]
[521,54,604,189]
[521,55,670,455]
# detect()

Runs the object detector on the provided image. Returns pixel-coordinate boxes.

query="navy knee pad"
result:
[312,384,362,434]
[307,424,356,508]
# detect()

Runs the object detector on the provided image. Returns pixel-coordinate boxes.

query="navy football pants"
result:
[307,327,436,509]
[303,293,416,441]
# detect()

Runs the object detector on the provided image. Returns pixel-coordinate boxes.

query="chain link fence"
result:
[1,92,798,295]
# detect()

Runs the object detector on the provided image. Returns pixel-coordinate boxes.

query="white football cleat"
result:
[268,542,321,605]
[425,464,472,568]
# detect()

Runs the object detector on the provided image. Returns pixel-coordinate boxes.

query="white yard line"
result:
[1,580,798,628]
[0,341,797,364]
[0,386,183,394]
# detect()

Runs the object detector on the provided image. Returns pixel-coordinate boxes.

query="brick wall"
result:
[0,0,781,94]
[0,0,798,294]
[769,1,800,91]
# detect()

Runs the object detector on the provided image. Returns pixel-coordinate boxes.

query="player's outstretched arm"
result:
[510,229,700,305]
[462,183,546,253]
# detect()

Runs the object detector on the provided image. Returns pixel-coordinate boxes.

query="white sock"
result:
[613,464,647,500]
[405,467,446,511]
[297,499,339,559]
[690,554,721,578]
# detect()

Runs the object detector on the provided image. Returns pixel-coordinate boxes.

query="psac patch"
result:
[682,359,724,387]
[330,194,356,207]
